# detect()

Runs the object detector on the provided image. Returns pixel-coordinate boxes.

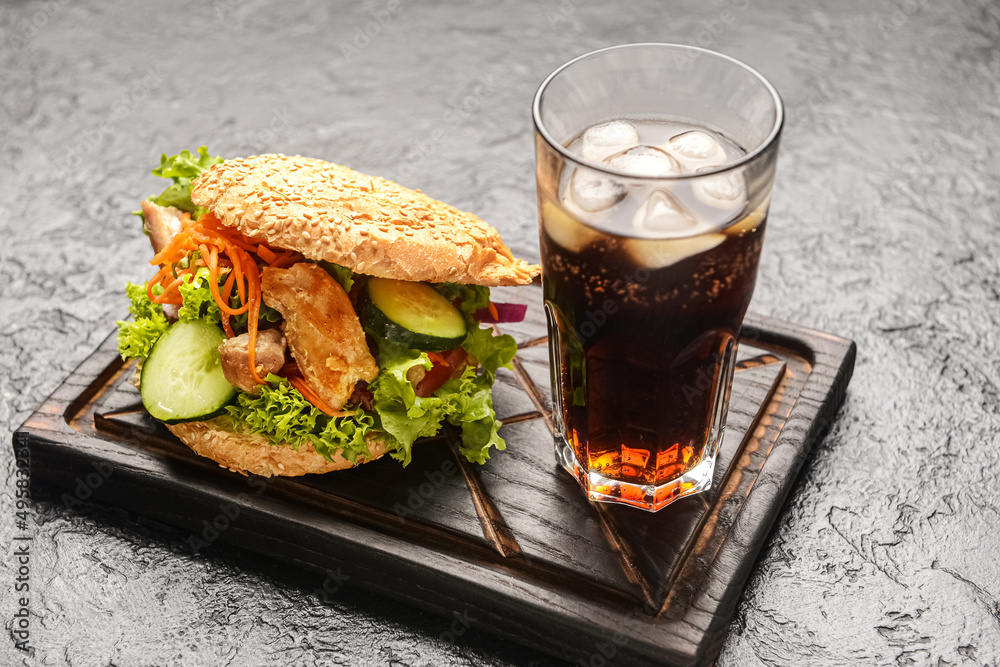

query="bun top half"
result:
[190,154,540,286]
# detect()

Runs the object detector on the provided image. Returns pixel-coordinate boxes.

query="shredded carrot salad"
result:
[147,211,302,386]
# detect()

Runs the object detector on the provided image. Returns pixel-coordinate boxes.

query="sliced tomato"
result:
[415,348,470,397]
[416,362,453,397]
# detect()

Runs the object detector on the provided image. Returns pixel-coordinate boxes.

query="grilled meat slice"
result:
[262,263,379,410]
[141,200,185,256]
[218,328,287,393]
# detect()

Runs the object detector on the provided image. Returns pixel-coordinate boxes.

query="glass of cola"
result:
[532,44,784,511]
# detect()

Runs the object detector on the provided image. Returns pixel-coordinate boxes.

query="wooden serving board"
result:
[13,284,855,667]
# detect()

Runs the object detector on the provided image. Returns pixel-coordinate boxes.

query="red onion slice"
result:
[474,302,528,323]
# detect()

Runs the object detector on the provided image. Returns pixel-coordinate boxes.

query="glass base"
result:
[554,437,717,512]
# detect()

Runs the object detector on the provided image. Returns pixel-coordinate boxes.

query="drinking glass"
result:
[533,44,783,511]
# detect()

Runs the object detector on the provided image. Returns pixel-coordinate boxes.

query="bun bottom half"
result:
[166,418,390,477]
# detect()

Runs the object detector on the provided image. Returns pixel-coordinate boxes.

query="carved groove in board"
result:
[100,403,145,417]
[660,361,802,621]
[593,500,686,612]
[734,353,782,371]
[518,336,549,349]
[656,361,788,616]
[445,429,524,558]
[499,411,544,426]
[509,354,553,430]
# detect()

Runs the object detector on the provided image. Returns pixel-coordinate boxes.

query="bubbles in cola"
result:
[581,120,639,162]
[605,146,681,177]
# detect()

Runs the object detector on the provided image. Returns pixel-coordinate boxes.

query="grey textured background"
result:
[2,0,999,665]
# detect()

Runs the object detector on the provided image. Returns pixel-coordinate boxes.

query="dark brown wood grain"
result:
[12,287,855,667]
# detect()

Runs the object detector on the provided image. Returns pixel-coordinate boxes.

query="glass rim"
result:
[531,43,785,181]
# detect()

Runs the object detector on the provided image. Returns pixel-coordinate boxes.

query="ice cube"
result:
[581,120,639,163]
[542,198,599,253]
[661,130,727,172]
[692,171,746,210]
[569,168,626,212]
[632,190,698,236]
[625,234,726,269]
[605,146,682,178]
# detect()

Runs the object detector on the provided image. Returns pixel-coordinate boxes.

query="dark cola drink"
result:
[538,117,768,510]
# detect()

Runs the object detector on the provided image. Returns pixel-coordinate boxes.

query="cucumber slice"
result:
[361,277,467,351]
[141,320,237,423]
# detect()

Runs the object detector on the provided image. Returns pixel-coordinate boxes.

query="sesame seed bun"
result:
[190,154,540,286]
[166,417,391,477]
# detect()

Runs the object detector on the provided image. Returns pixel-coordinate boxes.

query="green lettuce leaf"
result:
[369,336,508,465]
[438,367,505,464]
[436,282,491,315]
[116,282,169,360]
[460,324,518,380]
[320,261,355,293]
[369,340,441,466]
[225,375,377,465]
[435,282,518,378]
[177,267,222,325]
[137,146,224,221]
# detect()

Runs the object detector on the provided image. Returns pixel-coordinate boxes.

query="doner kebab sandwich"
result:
[118,148,539,477]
